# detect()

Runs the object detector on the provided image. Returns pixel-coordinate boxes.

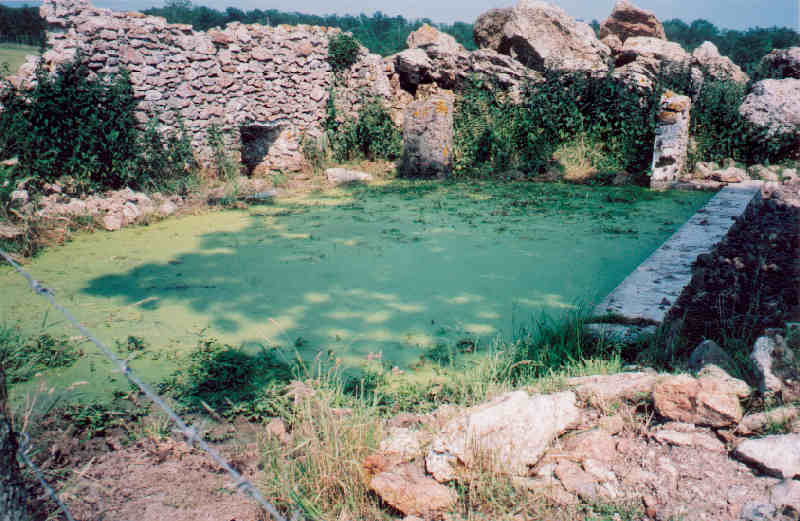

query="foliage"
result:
[160,338,295,419]
[327,33,360,73]
[0,324,83,384]
[206,123,239,180]
[663,19,800,76]
[0,57,197,195]
[324,94,402,162]
[0,5,45,47]
[690,78,798,165]
[453,72,662,181]
[143,0,476,56]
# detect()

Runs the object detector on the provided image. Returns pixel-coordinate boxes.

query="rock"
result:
[751,334,798,396]
[598,0,666,42]
[0,223,24,240]
[651,424,725,451]
[688,339,737,374]
[265,418,292,445]
[102,213,123,231]
[713,165,749,184]
[559,430,618,462]
[769,480,800,517]
[614,36,694,90]
[369,463,457,519]
[379,427,426,466]
[400,94,454,179]
[600,34,623,55]
[653,372,746,427]
[325,168,372,185]
[9,190,29,207]
[158,200,178,216]
[739,79,800,138]
[651,91,691,189]
[407,23,463,54]
[748,165,782,182]
[759,47,800,80]
[697,364,751,398]
[473,0,611,74]
[425,391,580,481]
[554,460,599,501]
[566,372,658,405]
[734,434,800,479]
[396,48,432,85]
[692,41,749,84]
[739,502,778,521]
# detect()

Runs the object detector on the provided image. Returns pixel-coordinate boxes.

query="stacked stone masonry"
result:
[15,0,391,173]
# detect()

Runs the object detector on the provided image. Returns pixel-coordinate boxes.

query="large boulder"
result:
[598,0,666,42]
[692,41,749,84]
[613,36,694,89]
[407,23,463,54]
[425,390,580,481]
[473,0,611,74]
[758,47,800,79]
[739,79,800,138]
[750,334,800,400]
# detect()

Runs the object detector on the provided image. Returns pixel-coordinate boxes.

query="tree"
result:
[0,366,32,521]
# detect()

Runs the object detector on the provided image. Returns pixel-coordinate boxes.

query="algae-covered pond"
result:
[1,181,713,398]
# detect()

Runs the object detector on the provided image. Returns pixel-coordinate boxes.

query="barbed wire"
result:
[17,432,77,521]
[0,248,297,521]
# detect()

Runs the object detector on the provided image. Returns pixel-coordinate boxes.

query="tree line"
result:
[0,4,46,47]
[1,1,798,69]
[142,0,476,56]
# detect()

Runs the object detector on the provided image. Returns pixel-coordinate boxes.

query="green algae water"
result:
[1,181,712,399]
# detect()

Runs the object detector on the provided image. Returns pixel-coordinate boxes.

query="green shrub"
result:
[325,95,401,162]
[691,79,798,165]
[453,72,662,181]
[327,33,360,73]
[0,325,83,384]
[0,57,197,195]
[206,123,239,180]
[160,338,295,418]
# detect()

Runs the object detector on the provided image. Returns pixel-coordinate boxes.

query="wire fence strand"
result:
[0,248,296,521]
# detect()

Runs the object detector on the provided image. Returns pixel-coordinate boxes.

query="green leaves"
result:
[327,33,360,73]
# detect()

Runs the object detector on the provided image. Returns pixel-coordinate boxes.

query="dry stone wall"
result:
[17,0,390,173]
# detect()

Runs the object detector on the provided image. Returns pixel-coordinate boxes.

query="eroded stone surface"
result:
[734,434,800,479]
[653,372,746,427]
[598,0,666,42]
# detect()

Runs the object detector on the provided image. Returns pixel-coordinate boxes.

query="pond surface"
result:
[1,181,712,397]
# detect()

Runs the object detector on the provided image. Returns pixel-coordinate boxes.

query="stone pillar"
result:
[399,93,454,178]
[651,91,691,190]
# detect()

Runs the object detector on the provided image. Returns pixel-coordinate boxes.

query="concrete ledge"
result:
[593,182,763,326]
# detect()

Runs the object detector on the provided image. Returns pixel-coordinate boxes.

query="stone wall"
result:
[650,91,691,190]
[12,0,390,173]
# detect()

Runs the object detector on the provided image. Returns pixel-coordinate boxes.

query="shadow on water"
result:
[79,181,713,369]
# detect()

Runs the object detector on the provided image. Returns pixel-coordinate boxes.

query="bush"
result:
[690,79,798,165]
[453,72,662,181]
[327,33,360,73]
[325,93,402,162]
[0,57,197,195]
[0,325,83,384]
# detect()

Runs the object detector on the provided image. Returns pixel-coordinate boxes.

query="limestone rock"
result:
[158,200,178,216]
[369,462,456,519]
[734,434,800,479]
[601,34,623,55]
[653,372,746,427]
[473,0,611,74]
[651,423,725,451]
[379,427,426,466]
[102,213,122,231]
[598,0,666,42]
[425,390,580,481]
[396,49,432,85]
[407,23,464,54]
[759,47,800,80]
[692,41,749,84]
[739,79,800,138]
[325,168,372,185]
[400,94,454,179]
[566,372,658,405]
[738,407,800,436]
[614,36,693,90]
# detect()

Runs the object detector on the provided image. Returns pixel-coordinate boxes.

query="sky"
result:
[3,0,799,31]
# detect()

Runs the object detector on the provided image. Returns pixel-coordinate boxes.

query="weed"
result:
[325,96,401,163]
[206,123,240,181]
[0,324,83,384]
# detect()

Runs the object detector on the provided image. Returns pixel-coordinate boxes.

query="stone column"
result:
[651,91,691,190]
[399,93,454,178]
